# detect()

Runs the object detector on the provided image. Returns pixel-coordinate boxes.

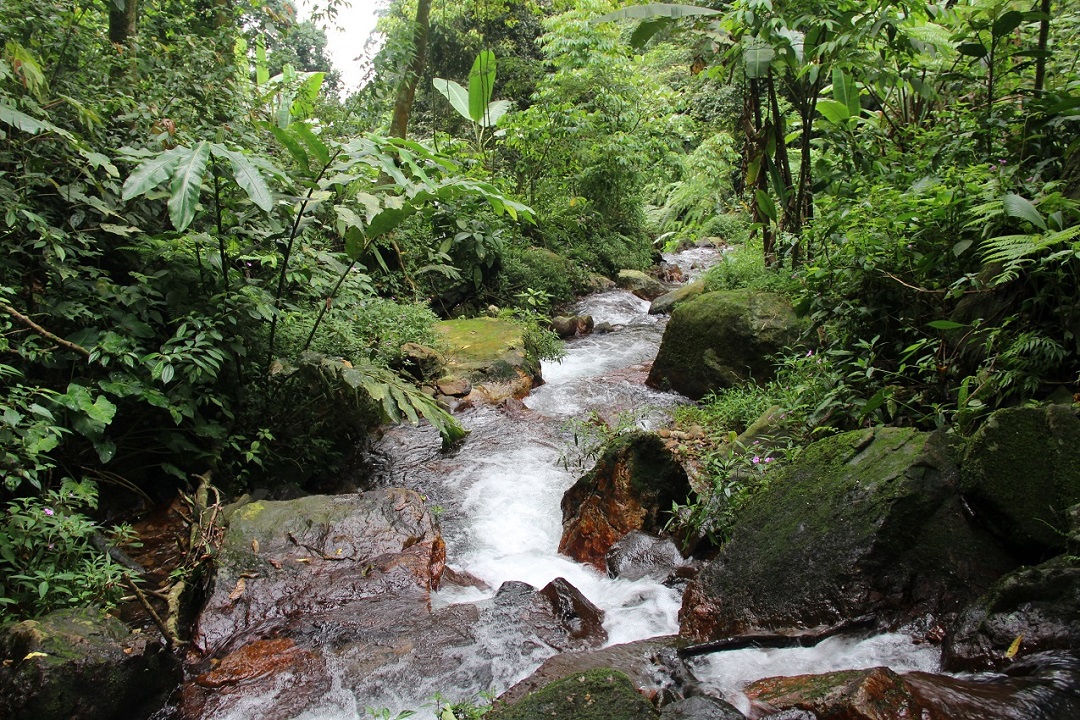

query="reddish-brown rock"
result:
[745,666,927,720]
[559,432,691,572]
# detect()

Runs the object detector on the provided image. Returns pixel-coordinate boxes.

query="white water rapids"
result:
[244,247,944,719]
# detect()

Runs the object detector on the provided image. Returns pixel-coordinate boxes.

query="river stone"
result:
[681,428,1017,640]
[647,291,803,400]
[660,695,746,719]
[904,651,1080,719]
[617,269,667,300]
[193,488,446,655]
[0,606,179,720]
[552,315,595,338]
[960,404,1080,558]
[745,667,927,719]
[649,280,706,315]
[490,668,660,720]
[942,554,1080,672]
[607,531,691,582]
[560,432,692,572]
[436,317,542,402]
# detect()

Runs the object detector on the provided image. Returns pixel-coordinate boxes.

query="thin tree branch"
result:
[1,303,91,358]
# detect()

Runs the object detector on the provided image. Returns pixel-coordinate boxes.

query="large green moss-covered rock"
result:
[0,607,179,720]
[616,269,666,300]
[436,317,541,401]
[489,668,660,720]
[960,404,1080,557]
[647,291,802,400]
[681,428,1016,640]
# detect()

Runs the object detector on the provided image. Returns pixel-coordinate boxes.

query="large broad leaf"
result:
[596,3,721,23]
[121,146,187,201]
[433,78,471,122]
[743,41,775,79]
[255,35,269,86]
[479,99,512,128]
[832,68,860,119]
[468,51,496,124]
[630,17,673,49]
[290,72,325,123]
[1003,193,1046,231]
[168,141,211,231]
[816,98,851,125]
[992,10,1024,38]
[755,189,778,222]
[291,122,330,166]
[0,102,73,140]
[215,146,273,212]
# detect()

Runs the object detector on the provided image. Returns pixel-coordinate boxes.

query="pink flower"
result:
[764,457,774,463]
[43,508,54,516]
[752,456,761,464]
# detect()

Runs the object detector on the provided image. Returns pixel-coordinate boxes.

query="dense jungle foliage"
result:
[1,0,1078,620]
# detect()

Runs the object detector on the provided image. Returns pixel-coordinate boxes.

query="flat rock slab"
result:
[436,317,541,402]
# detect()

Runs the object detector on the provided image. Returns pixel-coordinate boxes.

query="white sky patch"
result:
[296,0,386,92]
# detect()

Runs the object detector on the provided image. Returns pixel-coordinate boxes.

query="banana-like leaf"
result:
[433,78,472,122]
[816,99,851,124]
[291,122,330,166]
[0,102,74,140]
[215,145,274,212]
[290,72,325,123]
[479,100,512,128]
[743,41,775,79]
[832,68,860,118]
[630,18,673,50]
[168,141,211,231]
[255,35,269,86]
[468,51,496,124]
[121,146,187,201]
[596,3,721,22]
[268,124,310,172]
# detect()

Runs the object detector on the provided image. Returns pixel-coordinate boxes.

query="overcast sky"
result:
[298,0,386,92]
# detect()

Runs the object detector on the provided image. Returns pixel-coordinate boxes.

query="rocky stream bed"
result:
[3,247,1080,719]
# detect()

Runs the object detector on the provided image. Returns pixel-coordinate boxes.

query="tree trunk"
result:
[1033,0,1051,94]
[388,0,432,139]
[108,0,138,46]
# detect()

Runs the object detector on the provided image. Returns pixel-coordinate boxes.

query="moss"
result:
[435,317,540,383]
[488,668,659,720]
[961,404,1080,557]
[647,290,803,399]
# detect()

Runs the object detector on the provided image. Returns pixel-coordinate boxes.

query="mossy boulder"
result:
[0,607,179,720]
[435,317,541,402]
[489,668,660,720]
[560,432,692,572]
[960,404,1080,558]
[647,291,802,400]
[942,554,1080,672]
[648,280,706,315]
[616,269,666,300]
[681,428,1016,640]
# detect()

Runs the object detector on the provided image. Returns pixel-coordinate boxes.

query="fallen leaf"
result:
[22,652,48,661]
[227,577,246,602]
[251,538,259,553]
[1006,634,1023,658]
[296,557,311,564]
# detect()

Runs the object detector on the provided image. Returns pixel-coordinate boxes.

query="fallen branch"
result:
[125,575,182,648]
[1,303,91,357]
[678,615,878,658]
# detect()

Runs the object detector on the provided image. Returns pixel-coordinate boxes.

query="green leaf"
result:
[630,18,673,50]
[1002,193,1046,231]
[755,189,777,222]
[743,41,775,79]
[992,10,1024,38]
[832,68,860,118]
[255,35,269,86]
[926,320,967,331]
[957,42,989,58]
[291,123,330,167]
[468,51,497,124]
[0,102,73,140]
[216,146,274,212]
[596,3,721,22]
[121,146,186,201]
[816,99,851,124]
[479,100,512,128]
[433,78,472,123]
[268,124,310,172]
[168,141,211,231]
[366,207,408,238]
[290,72,325,122]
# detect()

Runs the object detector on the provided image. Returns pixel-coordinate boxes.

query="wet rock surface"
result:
[660,695,746,720]
[745,666,927,720]
[607,530,693,582]
[649,280,705,315]
[647,291,803,399]
[681,428,1016,640]
[560,432,692,572]
[616,269,668,301]
[0,606,179,720]
[942,555,1080,672]
[490,667,661,720]
[435,317,542,402]
[960,404,1080,558]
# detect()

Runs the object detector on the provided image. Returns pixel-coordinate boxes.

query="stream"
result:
[355,246,947,718]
